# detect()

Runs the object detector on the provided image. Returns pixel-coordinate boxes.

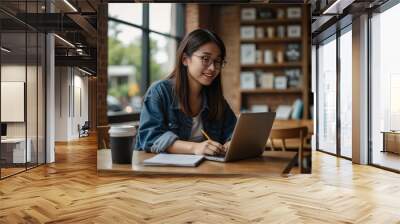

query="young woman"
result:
[135,29,237,156]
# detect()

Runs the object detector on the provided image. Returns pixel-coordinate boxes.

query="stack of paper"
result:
[143,154,204,167]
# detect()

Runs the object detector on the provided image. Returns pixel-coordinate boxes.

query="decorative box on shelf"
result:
[240,72,256,89]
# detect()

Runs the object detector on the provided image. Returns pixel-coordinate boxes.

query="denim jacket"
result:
[135,79,237,153]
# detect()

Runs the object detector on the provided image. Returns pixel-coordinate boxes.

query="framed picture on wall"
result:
[1,82,25,122]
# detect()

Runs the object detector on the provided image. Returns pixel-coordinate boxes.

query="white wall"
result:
[55,66,69,141]
[1,63,46,164]
[54,67,89,141]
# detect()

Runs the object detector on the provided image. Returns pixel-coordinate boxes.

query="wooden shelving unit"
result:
[241,63,302,69]
[241,37,302,44]
[240,18,302,25]
[239,4,311,119]
[241,88,303,94]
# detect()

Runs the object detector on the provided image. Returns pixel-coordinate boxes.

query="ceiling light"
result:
[63,0,78,12]
[1,47,11,53]
[78,67,93,76]
[54,34,75,48]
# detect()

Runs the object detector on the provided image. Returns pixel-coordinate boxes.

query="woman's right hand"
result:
[192,140,224,155]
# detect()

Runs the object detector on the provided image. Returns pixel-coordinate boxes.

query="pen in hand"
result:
[201,129,211,141]
[201,129,224,155]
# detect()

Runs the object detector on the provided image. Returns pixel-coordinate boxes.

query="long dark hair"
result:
[167,29,226,121]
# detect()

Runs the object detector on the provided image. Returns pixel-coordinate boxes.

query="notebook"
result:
[143,154,204,167]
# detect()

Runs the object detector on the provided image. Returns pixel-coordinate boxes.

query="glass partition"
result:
[1,30,28,177]
[38,32,45,165]
[27,30,38,169]
[0,1,46,179]
[317,35,337,155]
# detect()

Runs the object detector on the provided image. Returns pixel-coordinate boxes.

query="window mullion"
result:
[141,3,150,95]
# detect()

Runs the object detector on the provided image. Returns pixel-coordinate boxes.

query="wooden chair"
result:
[268,126,309,173]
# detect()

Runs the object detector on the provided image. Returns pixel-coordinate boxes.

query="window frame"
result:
[107,3,184,123]
[314,17,353,160]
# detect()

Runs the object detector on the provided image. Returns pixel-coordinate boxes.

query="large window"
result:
[371,3,400,171]
[108,3,182,118]
[317,35,337,154]
[316,24,353,159]
[339,27,352,158]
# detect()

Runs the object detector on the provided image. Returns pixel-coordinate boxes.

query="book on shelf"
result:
[256,27,264,38]
[285,44,301,62]
[251,104,269,113]
[240,26,255,39]
[258,8,276,19]
[264,49,274,64]
[256,50,263,64]
[241,44,256,64]
[291,99,303,120]
[274,76,288,89]
[277,25,285,38]
[240,72,256,89]
[287,25,302,38]
[277,8,285,19]
[266,26,275,38]
[241,8,256,21]
[258,72,274,89]
[276,105,292,120]
[285,69,302,88]
[287,7,302,19]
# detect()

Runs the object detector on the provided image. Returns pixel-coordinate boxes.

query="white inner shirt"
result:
[189,114,204,142]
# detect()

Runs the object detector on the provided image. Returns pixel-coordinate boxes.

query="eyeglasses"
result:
[192,54,226,70]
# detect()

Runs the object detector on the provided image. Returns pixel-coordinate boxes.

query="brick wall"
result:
[215,5,241,114]
[185,4,241,114]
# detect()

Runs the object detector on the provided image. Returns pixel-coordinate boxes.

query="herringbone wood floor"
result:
[1,135,400,223]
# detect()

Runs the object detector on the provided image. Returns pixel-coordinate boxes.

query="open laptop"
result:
[205,112,276,162]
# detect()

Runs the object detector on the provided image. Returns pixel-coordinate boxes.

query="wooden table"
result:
[97,150,298,177]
